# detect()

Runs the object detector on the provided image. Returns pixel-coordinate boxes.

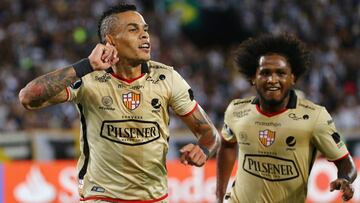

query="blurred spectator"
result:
[1,0,360,132]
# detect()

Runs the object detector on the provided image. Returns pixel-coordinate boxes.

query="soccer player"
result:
[216,34,357,203]
[19,4,219,203]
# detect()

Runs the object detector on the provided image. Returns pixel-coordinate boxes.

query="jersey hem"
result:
[80,193,168,203]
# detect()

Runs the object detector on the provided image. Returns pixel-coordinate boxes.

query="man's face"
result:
[252,54,295,106]
[108,11,150,65]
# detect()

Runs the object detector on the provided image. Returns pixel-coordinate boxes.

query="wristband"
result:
[199,145,210,159]
[73,58,93,78]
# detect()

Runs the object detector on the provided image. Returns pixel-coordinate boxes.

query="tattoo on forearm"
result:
[25,66,77,107]
[191,111,213,138]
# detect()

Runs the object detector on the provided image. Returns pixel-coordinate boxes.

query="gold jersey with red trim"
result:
[221,90,349,203]
[67,60,197,202]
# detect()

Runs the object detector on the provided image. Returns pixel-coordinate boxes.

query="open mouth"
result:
[139,43,150,51]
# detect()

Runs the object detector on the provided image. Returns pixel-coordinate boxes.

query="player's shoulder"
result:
[297,97,325,113]
[83,70,112,82]
[70,70,111,90]
[227,96,255,111]
[147,60,174,72]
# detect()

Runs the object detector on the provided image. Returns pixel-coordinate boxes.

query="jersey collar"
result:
[105,62,150,74]
[106,63,149,83]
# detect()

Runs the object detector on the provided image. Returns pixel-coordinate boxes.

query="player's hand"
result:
[330,178,354,202]
[179,144,208,167]
[88,43,119,71]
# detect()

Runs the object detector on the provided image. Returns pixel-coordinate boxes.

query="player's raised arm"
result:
[179,105,220,167]
[19,43,118,110]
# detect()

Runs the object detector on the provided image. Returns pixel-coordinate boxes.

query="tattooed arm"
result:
[19,67,77,110]
[179,105,220,167]
[19,43,119,110]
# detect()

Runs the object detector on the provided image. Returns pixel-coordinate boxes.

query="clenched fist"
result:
[179,144,209,167]
[88,43,119,71]
[330,178,354,202]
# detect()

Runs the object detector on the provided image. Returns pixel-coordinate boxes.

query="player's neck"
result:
[258,96,290,114]
[112,63,142,80]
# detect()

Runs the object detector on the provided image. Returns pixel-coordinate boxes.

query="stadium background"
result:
[0,0,360,202]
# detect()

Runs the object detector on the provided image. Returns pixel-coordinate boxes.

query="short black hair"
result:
[234,33,311,81]
[97,4,137,43]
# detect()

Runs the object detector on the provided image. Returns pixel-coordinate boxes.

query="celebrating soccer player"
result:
[216,34,356,203]
[19,4,219,203]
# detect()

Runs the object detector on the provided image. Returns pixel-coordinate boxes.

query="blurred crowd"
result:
[1,0,360,133]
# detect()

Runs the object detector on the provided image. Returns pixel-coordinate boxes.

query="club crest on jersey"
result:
[259,129,276,147]
[122,92,141,110]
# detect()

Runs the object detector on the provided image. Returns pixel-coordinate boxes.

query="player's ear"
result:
[250,76,255,86]
[290,73,295,85]
[105,35,114,45]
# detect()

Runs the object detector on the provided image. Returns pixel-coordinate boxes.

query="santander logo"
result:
[14,166,56,203]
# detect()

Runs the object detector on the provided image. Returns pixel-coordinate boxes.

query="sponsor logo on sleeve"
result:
[100,120,160,145]
[242,154,299,181]
[122,92,141,110]
[91,186,105,193]
[188,89,194,101]
[70,79,82,89]
[331,132,340,143]
[223,124,234,136]
[259,130,276,147]
[331,132,345,148]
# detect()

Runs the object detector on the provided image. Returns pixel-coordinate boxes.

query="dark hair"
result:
[234,33,311,81]
[97,4,137,43]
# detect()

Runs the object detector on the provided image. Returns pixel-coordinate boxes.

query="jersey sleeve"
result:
[312,107,349,161]
[66,79,84,104]
[221,103,237,143]
[169,70,197,116]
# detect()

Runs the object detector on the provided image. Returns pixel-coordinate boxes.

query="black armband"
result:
[73,58,93,78]
[199,145,210,159]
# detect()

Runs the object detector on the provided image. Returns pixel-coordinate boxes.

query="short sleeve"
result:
[66,79,84,104]
[221,103,237,143]
[312,107,349,161]
[169,70,197,116]
[221,123,237,143]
